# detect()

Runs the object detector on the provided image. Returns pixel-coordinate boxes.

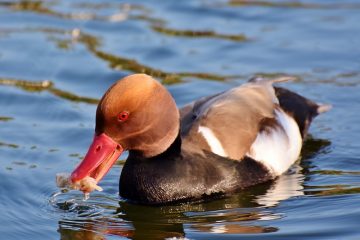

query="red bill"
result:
[71,133,123,183]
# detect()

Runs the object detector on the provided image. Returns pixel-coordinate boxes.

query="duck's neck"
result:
[128,132,182,161]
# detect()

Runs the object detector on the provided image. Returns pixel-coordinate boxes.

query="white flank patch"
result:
[198,126,227,157]
[247,109,302,176]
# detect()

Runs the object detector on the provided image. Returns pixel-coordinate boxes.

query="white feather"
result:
[247,109,302,176]
[198,126,227,157]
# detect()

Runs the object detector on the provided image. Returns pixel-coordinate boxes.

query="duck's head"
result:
[70,74,179,183]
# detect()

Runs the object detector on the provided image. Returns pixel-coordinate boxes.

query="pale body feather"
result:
[181,79,302,177]
[181,81,277,159]
[246,109,302,176]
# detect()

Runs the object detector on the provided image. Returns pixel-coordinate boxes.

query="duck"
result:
[70,73,331,205]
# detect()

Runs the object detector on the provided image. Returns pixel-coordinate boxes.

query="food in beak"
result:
[56,173,103,200]
[70,133,123,184]
[56,133,122,200]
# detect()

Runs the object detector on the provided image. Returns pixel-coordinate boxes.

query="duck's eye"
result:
[117,111,129,122]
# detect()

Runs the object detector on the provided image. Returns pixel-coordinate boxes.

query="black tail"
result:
[274,87,331,138]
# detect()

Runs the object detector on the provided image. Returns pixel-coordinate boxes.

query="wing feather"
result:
[181,80,281,160]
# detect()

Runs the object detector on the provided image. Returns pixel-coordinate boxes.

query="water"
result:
[0,0,359,239]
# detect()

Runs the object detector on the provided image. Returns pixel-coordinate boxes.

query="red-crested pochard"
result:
[70,74,331,205]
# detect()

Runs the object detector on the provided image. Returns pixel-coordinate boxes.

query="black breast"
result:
[119,146,273,205]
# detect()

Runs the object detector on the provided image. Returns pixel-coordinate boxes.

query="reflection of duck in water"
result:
[69,74,331,205]
[57,135,331,239]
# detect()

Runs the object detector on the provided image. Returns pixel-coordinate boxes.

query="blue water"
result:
[0,0,359,239]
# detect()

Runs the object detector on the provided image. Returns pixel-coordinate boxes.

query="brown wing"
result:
[180,80,280,160]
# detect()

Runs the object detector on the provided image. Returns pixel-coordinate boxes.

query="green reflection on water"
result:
[152,26,249,42]
[49,87,99,104]
[1,0,98,21]
[1,11,358,87]
[76,31,235,84]
[0,77,99,104]
[0,141,19,148]
[0,1,244,84]
[311,170,360,176]
[299,138,360,197]
[90,49,233,84]
[0,26,236,85]
[229,0,321,8]
[305,185,360,196]
[228,0,360,9]
[2,0,57,15]
[0,77,53,91]
[0,116,14,122]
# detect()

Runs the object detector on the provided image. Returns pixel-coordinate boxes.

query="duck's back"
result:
[181,80,277,159]
[180,77,329,176]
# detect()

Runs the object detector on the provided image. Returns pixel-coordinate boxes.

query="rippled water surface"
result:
[1,0,359,239]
